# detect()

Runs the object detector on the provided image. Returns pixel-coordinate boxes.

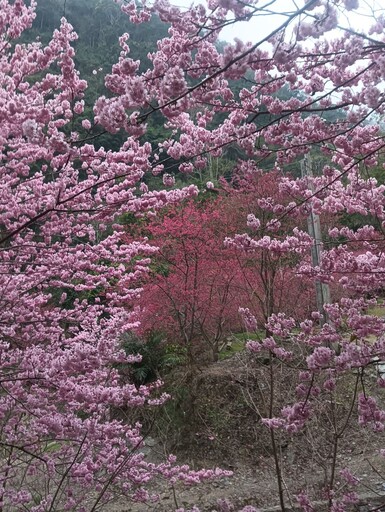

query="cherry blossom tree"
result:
[0,1,229,510]
[109,0,385,510]
[2,0,385,510]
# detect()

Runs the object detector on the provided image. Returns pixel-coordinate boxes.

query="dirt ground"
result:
[106,454,385,511]
[106,354,385,512]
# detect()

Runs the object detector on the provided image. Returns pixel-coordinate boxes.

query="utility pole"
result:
[301,154,331,326]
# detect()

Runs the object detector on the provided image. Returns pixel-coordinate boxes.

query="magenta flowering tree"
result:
[135,168,316,365]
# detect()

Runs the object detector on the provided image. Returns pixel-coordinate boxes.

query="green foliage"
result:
[119,330,186,385]
[120,330,163,385]
[218,338,245,360]
[162,343,187,368]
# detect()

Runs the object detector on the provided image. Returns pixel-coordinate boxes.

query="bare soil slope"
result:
[109,353,385,511]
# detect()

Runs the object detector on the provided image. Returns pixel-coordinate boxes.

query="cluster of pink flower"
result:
[0,1,229,509]
[2,0,385,509]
